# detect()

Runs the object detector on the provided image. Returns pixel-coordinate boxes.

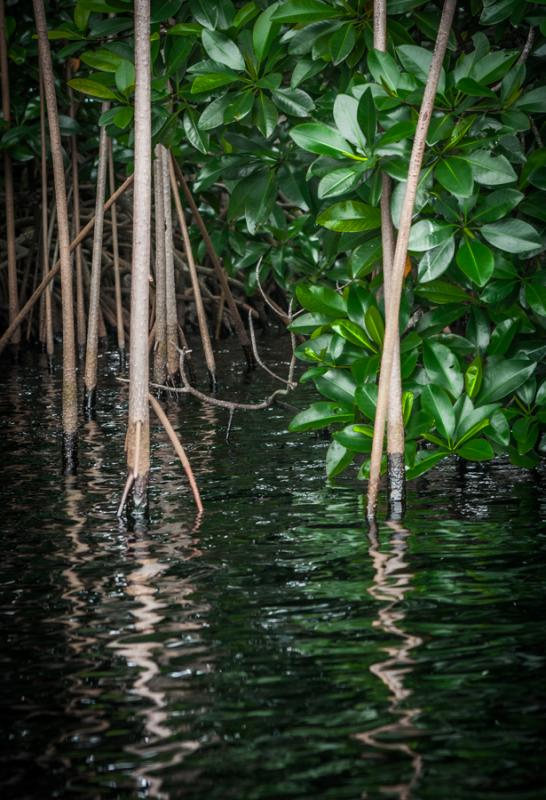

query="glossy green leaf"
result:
[273,0,341,22]
[456,438,494,461]
[463,150,517,186]
[296,284,346,316]
[317,201,381,233]
[326,439,354,478]
[479,359,537,404]
[465,356,483,399]
[409,220,456,252]
[67,78,119,100]
[456,238,495,287]
[414,280,473,305]
[423,340,463,399]
[334,424,374,453]
[333,94,367,151]
[290,122,354,158]
[435,157,474,197]
[364,306,384,348]
[317,166,364,199]
[330,22,356,65]
[315,369,357,404]
[471,188,524,224]
[191,72,240,94]
[255,93,278,138]
[253,3,280,67]
[421,384,456,441]
[525,281,546,317]
[272,88,315,117]
[406,449,449,480]
[331,320,377,352]
[417,238,455,283]
[481,220,542,255]
[289,401,354,432]
[201,30,245,71]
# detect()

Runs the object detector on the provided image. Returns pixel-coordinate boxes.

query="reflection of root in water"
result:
[355,520,423,800]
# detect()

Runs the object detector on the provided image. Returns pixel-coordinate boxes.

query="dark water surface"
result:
[1,338,545,800]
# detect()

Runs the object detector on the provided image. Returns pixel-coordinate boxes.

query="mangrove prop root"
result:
[148,393,204,515]
[0,174,134,356]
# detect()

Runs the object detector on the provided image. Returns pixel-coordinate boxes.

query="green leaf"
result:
[512,416,539,455]
[198,94,233,130]
[479,359,537,404]
[334,424,373,454]
[423,340,463,399]
[406,449,449,480]
[515,86,546,113]
[330,22,356,65]
[317,201,381,232]
[315,369,357,405]
[421,384,456,441]
[409,220,455,252]
[272,88,315,117]
[191,72,240,94]
[317,165,364,199]
[462,150,517,186]
[525,281,546,317]
[465,356,483,399]
[183,110,209,154]
[414,280,473,305]
[202,30,245,71]
[254,93,278,139]
[80,48,122,72]
[253,3,280,67]
[115,60,135,93]
[326,439,354,478]
[331,320,377,352]
[364,306,384,348]
[398,44,445,93]
[488,318,519,356]
[355,383,378,419]
[368,49,400,92]
[456,238,495,287]
[296,284,346,316]
[273,0,341,23]
[333,94,366,150]
[456,77,496,98]
[471,188,524,224]
[357,88,376,148]
[481,220,542,255]
[289,122,354,158]
[289,401,354,432]
[151,0,183,23]
[435,157,474,197]
[168,22,203,35]
[456,438,494,461]
[375,120,415,148]
[47,29,85,41]
[67,78,118,100]
[112,106,133,129]
[417,238,455,283]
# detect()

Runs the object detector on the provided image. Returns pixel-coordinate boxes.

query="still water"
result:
[1,338,545,800]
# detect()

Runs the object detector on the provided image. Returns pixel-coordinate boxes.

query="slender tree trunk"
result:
[33,0,78,473]
[39,72,54,365]
[0,0,20,350]
[126,0,151,507]
[161,146,178,382]
[0,174,134,355]
[172,159,255,370]
[169,154,216,388]
[83,103,110,417]
[374,0,405,518]
[153,145,168,386]
[108,139,125,359]
[67,64,86,359]
[367,0,457,521]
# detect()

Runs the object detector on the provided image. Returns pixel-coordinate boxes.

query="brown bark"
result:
[108,139,125,356]
[83,103,110,416]
[67,63,86,357]
[33,0,78,473]
[171,158,255,369]
[39,72,54,362]
[168,154,216,387]
[126,0,152,507]
[367,0,457,520]
[0,0,20,346]
[0,174,134,355]
[161,146,178,380]
[153,145,167,386]
[374,0,405,517]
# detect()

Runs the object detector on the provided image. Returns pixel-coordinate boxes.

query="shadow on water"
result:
[1,338,546,800]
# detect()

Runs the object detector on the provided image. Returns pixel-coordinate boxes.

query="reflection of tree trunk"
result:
[355,520,423,800]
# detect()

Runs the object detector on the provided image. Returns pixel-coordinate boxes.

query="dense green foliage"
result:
[2,0,546,479]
